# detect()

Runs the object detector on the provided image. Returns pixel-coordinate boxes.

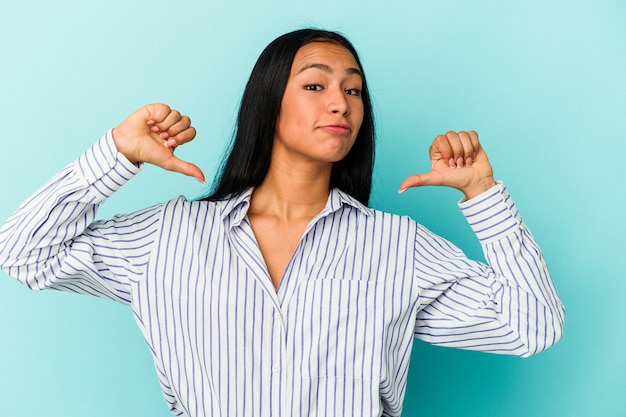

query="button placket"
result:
[269,305,287,417]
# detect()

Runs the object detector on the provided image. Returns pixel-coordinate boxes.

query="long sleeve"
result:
[0,131,159,305]
[414,182,564,357]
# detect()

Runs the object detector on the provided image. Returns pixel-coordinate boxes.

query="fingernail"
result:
[466,157,473,166]
[457,157,464,167]
[147,120,155,126]
[196,177,206,185]
[164,139,177,148]
[449,158,456,168]
[398,188,407,194]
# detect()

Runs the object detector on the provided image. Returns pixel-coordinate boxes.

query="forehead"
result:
[291,42,360,74]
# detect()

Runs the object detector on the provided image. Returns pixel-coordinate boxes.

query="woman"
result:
[0,29,564,417]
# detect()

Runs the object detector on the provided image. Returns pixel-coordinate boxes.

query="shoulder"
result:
[159,195,222,224]
[367,205,415,223]
[333,188,416,230]
[354,205,418,238]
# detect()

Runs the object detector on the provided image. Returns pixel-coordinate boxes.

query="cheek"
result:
[276,100,298,134]
[354,104,365,131]
[280,96,312,130]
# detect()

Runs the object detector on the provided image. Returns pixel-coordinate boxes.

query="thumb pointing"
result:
[162,156,206,184]
[398,172,438,193]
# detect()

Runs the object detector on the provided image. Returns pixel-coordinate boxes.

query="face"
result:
[273,41,365,166]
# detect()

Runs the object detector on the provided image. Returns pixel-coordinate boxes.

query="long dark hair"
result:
[202,28,375,205]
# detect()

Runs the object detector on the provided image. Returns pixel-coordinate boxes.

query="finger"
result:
[166,116,193,141]
[445,131,466,168]
[398,171,441,193]
[145,104,172,124]
[164,126,197,149]
[432,134,454,167]
[174,125,196,145]
[161,155,206,184]
[155,109,182,135]
[468,130,480,153]
[457,131,476,166]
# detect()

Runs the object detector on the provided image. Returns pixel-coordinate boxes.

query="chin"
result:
[322,142,355,161]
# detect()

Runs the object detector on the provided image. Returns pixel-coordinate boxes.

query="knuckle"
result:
[158,104,171,115]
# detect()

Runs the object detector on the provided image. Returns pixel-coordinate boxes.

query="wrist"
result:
[111,127,139,164]
[462,177,497,200]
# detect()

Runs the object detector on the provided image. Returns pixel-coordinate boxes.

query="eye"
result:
[304,84,323,91]
[345,88,362,97]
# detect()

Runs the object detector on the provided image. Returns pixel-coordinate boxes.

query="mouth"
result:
[319,124,352,135]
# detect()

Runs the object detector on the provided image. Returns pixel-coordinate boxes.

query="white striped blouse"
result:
[0,131,564,417]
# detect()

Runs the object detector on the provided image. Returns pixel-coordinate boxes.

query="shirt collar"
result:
[219,187,374,229]
[323,187,374,218]
[218,188,254,228]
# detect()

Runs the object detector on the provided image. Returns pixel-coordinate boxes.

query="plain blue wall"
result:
[1,1,624,416]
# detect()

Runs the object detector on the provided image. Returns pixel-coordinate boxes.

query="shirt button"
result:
[274,312,281,320]
[272,365,281,373]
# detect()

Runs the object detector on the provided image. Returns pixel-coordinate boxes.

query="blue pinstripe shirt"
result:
[0,131,564,416]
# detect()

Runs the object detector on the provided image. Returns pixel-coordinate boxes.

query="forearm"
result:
[0,131,142,282]
[460,182,565,354]
[414,182,564,357]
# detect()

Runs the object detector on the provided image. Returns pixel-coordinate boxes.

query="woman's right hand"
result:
[112,104,205,183]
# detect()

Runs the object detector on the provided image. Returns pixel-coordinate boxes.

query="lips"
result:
[320,124,351,135]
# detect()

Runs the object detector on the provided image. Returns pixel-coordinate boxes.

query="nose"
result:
[328,87,349,116]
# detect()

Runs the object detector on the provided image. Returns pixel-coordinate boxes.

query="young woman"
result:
[0,29,564,417]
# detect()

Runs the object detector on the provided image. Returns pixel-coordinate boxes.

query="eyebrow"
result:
[297,63,363,78]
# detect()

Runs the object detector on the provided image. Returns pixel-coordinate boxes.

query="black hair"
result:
[202,28,375,205]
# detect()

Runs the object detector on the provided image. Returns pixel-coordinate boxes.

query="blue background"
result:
[1,1,624,416]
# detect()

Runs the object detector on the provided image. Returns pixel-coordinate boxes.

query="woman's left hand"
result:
[398,130,496,200]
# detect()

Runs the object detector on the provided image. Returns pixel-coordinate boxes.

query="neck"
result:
[249,159,332,220]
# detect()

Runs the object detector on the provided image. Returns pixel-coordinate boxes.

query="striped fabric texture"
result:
[0,131,564,417]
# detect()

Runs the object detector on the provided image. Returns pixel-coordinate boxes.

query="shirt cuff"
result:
[458,181,522,243]
[75,129,143,201]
